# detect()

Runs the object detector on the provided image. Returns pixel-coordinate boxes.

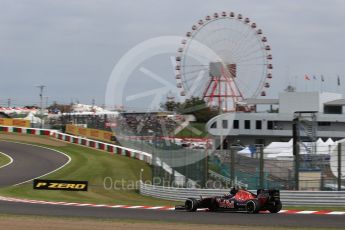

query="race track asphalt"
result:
[0,140,344,228]
[0,141,69,187]
[0,200,345,228]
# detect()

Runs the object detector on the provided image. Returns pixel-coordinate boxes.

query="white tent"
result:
[265,151,294,160]
[72,103,118,114]
[237,147,252,157]
[325,138,335,146]
[264,139,292,155]
[265,138,332,160]
[23,112,41,124]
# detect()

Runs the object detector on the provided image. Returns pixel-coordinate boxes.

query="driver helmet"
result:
[230,187,238,195]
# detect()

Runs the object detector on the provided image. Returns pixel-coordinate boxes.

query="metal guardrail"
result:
[140,182,345,206]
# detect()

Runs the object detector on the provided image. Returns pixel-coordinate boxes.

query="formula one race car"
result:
[175,188,282,214]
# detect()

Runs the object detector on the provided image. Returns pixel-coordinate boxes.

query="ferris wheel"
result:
[175,11,273,112]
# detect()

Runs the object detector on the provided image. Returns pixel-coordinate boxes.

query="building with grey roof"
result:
[207,92,345,148]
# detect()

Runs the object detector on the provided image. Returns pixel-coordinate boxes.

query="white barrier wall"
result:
[140,182,345,206]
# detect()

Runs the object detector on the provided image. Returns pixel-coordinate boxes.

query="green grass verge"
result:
[0,152,11,168]
[176,122,208,138]
[0,141,177,206]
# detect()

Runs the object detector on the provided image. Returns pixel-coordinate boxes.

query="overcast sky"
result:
[0,0,344,108]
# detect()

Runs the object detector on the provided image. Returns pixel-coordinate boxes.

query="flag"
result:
[321,75,324,82]
[337,75,340,86]
[304,74,310,80]
[312,75,317,80]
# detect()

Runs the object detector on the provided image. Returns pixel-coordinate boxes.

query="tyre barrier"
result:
[0,126,51,135]
[139,182,345,206]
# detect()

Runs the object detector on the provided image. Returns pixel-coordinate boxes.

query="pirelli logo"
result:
[33,179,88,191]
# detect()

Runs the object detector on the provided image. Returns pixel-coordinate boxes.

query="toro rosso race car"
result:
[175,188,282,214]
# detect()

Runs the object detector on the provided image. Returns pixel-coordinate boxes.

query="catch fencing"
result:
[210,143,345,191]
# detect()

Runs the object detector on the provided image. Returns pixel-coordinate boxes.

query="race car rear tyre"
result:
[185,198,198,212]
[246,199,260,214]
[208,198,218,212]
[268,201,282,213]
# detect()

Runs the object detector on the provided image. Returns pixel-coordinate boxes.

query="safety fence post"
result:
[338,143,342,191]
[259,145,264,189]
[230,147,235,187]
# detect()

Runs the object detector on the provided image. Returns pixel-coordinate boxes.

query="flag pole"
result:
[304,74,310,92]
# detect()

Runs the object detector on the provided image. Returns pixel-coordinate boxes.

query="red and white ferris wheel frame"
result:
[175,11,273,110]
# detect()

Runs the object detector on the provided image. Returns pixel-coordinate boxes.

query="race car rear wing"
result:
[257,189,280,201]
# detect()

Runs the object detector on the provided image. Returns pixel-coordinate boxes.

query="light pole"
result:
[36,85,46,128]
[148,129,156,184]
[292,117,300,190]
[219,100,224,153]
[45,96,49,109]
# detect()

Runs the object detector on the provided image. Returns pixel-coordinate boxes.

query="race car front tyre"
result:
[268,201,282,213]
[185,198,198,212]
[246,199,260,214]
